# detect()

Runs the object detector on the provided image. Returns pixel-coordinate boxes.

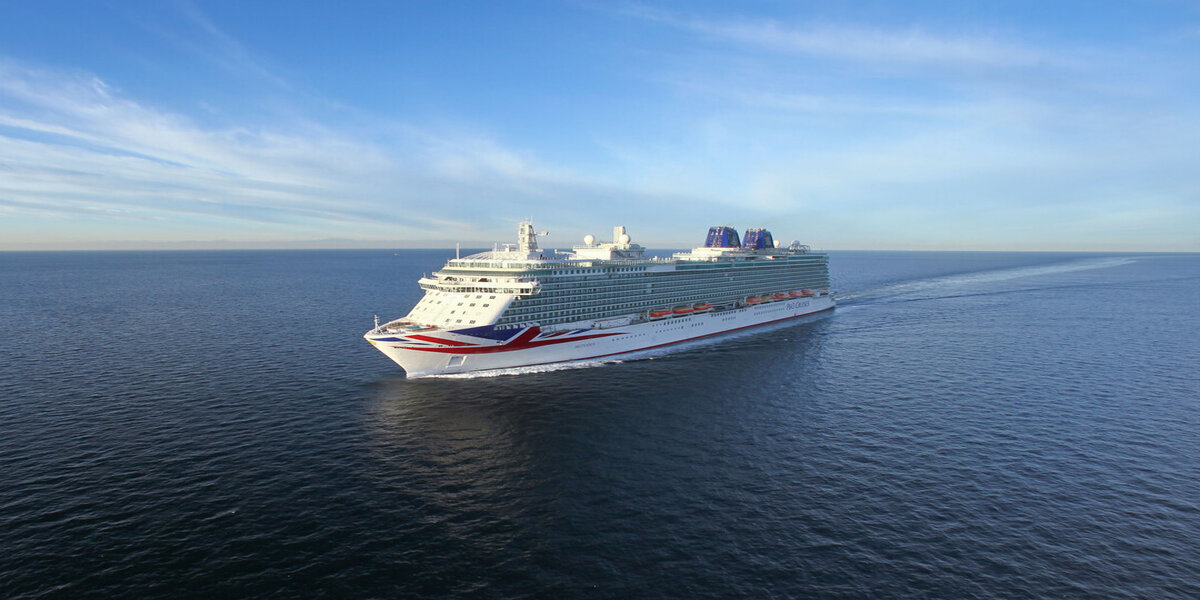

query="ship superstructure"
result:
[365,221,834,377]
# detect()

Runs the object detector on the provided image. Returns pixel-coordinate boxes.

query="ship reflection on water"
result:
[360,313,834,505]
[355,316,834,592]
[7,249,1195,598]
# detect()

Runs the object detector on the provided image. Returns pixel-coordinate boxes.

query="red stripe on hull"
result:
[393,305,834,370]
[438,306,835,368]
[405,334,475,346]
[402,327,624,354]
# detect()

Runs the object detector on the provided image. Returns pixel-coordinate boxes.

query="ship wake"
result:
[839,256,1137,305]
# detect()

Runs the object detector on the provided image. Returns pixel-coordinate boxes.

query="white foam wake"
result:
[851,256,1137,303]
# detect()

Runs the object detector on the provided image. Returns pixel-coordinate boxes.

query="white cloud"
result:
[0,62,568,244]
[0,61,731,249]
[622,5,1057,69]
[4,1,1198,252]
[0,63,384,227]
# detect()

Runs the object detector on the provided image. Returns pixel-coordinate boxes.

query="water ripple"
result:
[1,250,1197,598]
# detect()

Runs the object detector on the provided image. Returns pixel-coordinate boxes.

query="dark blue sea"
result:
[2,250,1197,599]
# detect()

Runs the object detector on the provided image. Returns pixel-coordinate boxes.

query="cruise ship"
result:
[365,221,834,377]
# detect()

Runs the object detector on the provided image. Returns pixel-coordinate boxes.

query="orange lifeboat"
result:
[746,296,763,304]
[649,309,672,320]
[672,305,694,315]
[788,291,803,298]
[692,303,713,312]
[800,289,815,297]
[771,292,790,300]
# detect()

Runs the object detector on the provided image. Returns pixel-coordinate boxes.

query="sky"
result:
[1,0,1198,251]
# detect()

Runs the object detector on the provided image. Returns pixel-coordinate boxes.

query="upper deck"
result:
[386,220,830,332]
[430,222,817,281]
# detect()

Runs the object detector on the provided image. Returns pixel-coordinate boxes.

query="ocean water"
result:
[1,249,1197,599]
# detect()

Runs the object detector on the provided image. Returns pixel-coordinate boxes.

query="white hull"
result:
[366,295,834,378]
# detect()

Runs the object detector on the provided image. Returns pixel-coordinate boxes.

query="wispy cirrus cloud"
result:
[0,60,728,249]
[0,61,557,245]
[114,0,294,91]
[5,2,1197,251]
[573,5,1200,251]
[620,4,1057,68]
[0,63,374,210]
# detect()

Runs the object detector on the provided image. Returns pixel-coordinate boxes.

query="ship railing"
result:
[418,277,540,295]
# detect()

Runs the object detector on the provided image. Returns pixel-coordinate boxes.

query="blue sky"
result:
[1,1,1198,250]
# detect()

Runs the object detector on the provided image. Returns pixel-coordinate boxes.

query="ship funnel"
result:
[743,228,774,250]
[704,226,741,248]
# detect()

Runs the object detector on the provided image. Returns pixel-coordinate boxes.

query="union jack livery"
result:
[365,221,834,377]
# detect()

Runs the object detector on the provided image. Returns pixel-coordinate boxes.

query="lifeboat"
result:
[672,305,694,315]
[771,292,790,300]
[649,309,672,320]
[788,291,803,297]
[746,296,763,304]
[692,303,713,312]
[800,289,815,297]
